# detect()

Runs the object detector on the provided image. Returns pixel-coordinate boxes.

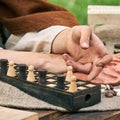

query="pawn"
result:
[18,64,27,81]
[57,74,65,90]
[37,69,47,84]
[7,60,16,77]
[65,66,73,82]
[68,75,78,93]
[0,59,8,75]
[27,65,36,82]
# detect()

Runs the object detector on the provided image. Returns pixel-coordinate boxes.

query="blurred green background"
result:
[48,0,120,25]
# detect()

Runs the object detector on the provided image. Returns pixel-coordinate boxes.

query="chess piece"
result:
[27,65,36,82]
[7,60,16,77]
[38,69,47,84]
[68,75,78,93]
[18,64,27,81]
[65,66,73,82]
[57,74,65,90]
[114,44,120,54]
[0,59,8,75]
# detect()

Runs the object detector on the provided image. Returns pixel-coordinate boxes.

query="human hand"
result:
[52,25,112,80]
[52,25,91,54]
[63,32,112,80]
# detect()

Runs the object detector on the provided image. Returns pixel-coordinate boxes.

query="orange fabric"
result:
[74,53,120,85]
[0,0,79,35]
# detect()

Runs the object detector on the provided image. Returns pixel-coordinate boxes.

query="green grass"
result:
[48,0,120,24]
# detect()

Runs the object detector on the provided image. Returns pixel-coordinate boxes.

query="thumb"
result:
[80,26,92,48]
[71,26,91,48]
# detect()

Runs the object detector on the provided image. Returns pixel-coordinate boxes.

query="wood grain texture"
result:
[0,106,38,120]
[0,106,64,120]
[57,111,120,120]
[0,75,101,111]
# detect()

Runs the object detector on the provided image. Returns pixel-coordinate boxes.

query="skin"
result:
[0,50,67,74]
[0,25,112,80]
[52,25,112,80]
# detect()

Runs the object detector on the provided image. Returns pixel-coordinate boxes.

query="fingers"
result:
[72,26,92,49]
[87,52,111,80]
[63,53,74,61]
[66,60,92,74]
[96,54,113,67]
[63,53,92,73]
[79,26,92,48]
[91,33,113,67]
[87,63,103,81]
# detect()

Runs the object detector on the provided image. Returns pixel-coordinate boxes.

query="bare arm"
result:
[52,25,112,80]
[0,49,67,73]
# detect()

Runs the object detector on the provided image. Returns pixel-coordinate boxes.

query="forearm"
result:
[0,49,67,73]
[0,26,69,74]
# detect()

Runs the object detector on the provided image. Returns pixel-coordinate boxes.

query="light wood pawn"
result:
[68,75,78,93]
[27,65,36,82]
[7,61,16,77]
[65,66,73,82]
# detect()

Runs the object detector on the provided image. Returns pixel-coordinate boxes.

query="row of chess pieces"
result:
[103,42,120,54]
[113,44,120,54]
[0,59,79,93]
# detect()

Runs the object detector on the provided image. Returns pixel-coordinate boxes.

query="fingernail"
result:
[81,42,89,48]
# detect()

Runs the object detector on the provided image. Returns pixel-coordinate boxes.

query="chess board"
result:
[0,59,101,111]
[103,41,120,54]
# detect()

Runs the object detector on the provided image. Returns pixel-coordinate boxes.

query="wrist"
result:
[43,54,67,73]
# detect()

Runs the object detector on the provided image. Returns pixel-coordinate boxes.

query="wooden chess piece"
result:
[27,65,36,82]
[7,60,16,77]
[68,75,78,93]
[38,69,47,84]
[18,64,27,81]
[65,66,73,82]
[0,59,8,75]
[57,74,65,90]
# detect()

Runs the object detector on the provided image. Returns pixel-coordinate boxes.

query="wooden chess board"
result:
[0,59,101,112]
[103,41,120,54]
